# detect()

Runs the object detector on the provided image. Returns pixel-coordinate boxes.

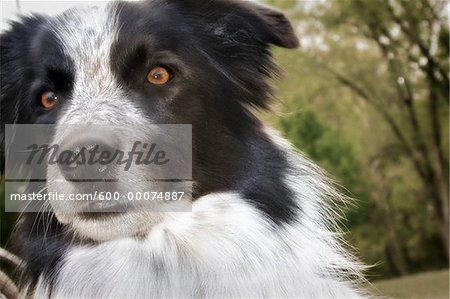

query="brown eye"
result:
[40,91,59,109]
[146,66,172,85]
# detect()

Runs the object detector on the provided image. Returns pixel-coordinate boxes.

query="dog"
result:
[0,0,365,297]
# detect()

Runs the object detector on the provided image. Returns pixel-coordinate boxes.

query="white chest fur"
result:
[33,192,363,298]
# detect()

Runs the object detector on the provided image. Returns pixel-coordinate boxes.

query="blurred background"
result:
[1,0,449,298]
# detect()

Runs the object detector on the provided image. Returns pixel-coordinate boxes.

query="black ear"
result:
[178,0,299,49]
[236,1,299,49]
[169,0,299,109]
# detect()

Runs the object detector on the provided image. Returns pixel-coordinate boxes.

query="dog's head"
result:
[1,0,298,240]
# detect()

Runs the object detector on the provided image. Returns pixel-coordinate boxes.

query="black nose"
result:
[57,133,118,181]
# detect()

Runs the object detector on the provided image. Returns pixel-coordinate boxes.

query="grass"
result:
[368,269,449,299]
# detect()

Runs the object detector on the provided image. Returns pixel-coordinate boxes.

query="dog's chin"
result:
[54,211,163,241]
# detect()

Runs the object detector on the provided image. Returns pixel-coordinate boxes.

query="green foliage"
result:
[276,97,373,231]
[278,97,364,194]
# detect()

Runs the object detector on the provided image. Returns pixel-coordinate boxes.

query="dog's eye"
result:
[147,67,172,85]
[40,91,59,109]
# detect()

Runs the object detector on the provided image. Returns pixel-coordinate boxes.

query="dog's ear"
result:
[179,0,299,49]
[169,0,299,109]
[235,1,299,49]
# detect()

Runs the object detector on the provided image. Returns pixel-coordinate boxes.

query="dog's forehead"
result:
[47,4,125,123]
[49,1,182,57]
[51,5,118,64]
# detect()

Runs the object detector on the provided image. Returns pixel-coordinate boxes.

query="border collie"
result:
[0,0,365,297]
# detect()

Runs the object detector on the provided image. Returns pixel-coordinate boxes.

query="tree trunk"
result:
[370,159,410,275]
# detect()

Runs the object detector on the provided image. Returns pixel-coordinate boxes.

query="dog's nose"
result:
[58,133,118,181]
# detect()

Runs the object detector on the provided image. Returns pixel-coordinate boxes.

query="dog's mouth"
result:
[76,200,132,220]
[83,201,128,213]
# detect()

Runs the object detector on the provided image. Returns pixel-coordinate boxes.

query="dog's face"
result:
[1,0,298,241]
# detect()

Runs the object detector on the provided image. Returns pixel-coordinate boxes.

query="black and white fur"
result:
[1,0,365,297]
